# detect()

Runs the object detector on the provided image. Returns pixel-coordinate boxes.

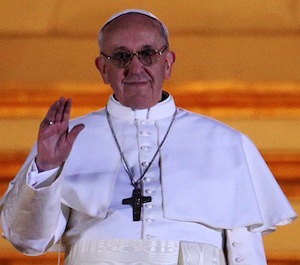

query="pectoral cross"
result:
[122,188,152,221]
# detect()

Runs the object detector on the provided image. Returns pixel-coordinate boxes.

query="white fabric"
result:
[65,239,179,265]
[179,241,226,265]
[64,239,226,265]
[0,92,297,264]
[225,228,267,265]
[63,94,295,232]
[0,161,66,254]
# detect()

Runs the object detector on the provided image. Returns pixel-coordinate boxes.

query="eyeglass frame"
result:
[100,45,169,68]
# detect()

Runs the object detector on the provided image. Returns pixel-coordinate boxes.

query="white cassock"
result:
[0,92,297,265]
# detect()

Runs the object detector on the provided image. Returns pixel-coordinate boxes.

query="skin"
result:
[35,13,175,172]
[35,97,85,171]
[96,14,175,109]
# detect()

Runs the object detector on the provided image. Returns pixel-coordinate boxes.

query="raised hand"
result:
[35,97,85,172]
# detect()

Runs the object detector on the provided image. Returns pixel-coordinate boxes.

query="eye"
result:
[139,49,156,57]
[113,52,132,60]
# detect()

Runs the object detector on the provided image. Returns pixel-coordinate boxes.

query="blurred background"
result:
[0,1,299,264]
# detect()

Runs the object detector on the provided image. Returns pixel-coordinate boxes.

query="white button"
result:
[146,218,154,223]
[145,204,153,209]
[141,162,149,167]
[143,177,152,182]
[235,257,244,263]
[145,189,154,194]
[232,242,241,247]
[140,131,150,136]
[141,146,150,151]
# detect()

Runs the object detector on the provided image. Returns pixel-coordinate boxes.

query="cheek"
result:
[153,65,168,85]
[107,73,125,95]
[106,69,124,85]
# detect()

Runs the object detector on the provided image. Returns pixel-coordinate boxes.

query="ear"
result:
[95,56,110,84]
[164,50,176,79]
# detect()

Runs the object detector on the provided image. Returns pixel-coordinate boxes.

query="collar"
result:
[106,91,177,121]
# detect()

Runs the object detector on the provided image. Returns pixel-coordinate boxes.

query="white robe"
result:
[0,93,296,264]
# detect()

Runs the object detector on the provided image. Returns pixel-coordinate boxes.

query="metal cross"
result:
[122,188,152,221]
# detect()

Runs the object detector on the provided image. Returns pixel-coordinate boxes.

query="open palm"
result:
[35,97,85,172]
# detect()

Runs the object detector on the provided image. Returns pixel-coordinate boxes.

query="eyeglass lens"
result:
[104,45,167,68]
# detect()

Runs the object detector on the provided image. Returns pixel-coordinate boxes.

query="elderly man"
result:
[0,9,296,265]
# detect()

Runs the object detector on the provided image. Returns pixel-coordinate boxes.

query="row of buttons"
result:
[139,126,152,168]
[143,166,160,239]
[138,119,156,172]
[142,176,155,221]
[231,241,244,263]
[139,120,160,240]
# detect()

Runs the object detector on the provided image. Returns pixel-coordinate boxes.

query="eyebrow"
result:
[112,45,154,53]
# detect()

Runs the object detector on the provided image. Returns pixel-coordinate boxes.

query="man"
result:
[0,9,297,265]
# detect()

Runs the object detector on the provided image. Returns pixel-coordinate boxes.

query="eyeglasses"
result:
[101,45,168,68]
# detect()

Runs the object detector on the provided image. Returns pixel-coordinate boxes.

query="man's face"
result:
[96,14,175,109]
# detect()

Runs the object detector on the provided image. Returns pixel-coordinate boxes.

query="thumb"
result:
[67,124,85,146]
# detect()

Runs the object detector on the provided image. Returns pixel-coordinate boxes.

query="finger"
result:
[42,99,61,127]
[41,118,55,128]
[55,97,67,123]
[61,98,72,124]
[67,124,85,146]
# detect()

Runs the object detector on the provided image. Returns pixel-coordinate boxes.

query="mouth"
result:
[123,81,149,87]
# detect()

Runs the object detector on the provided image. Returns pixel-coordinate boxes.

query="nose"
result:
[126,55,145,74]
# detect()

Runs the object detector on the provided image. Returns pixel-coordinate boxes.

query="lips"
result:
[123,79,150,87]
[124,81,148,85]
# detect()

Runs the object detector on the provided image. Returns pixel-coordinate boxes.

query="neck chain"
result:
[106,106,177,190]
[106,106,177,221]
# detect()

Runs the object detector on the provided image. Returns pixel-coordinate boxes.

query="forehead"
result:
[101,14,164,49]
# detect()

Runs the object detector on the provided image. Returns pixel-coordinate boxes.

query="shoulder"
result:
[175,107,242,138]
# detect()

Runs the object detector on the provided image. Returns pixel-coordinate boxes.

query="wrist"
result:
[35,157,60,172]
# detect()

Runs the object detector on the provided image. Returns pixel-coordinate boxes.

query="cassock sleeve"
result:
[0,146,69,255]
